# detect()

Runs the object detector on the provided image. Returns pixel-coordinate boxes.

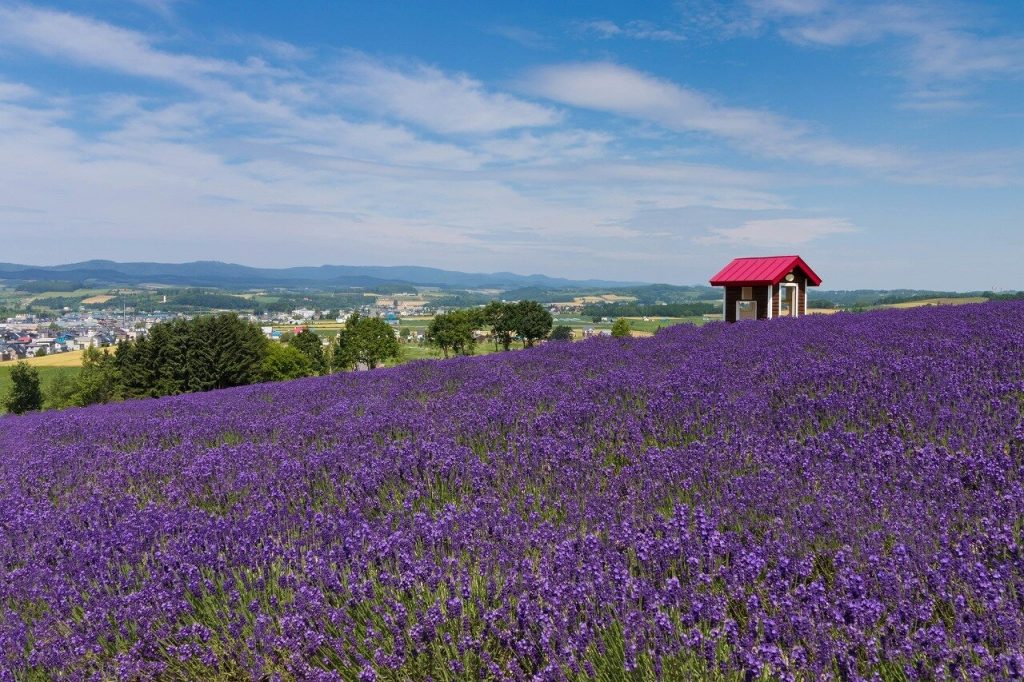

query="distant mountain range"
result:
[0,260,644,291]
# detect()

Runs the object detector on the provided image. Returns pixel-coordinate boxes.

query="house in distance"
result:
[709,255,822,322]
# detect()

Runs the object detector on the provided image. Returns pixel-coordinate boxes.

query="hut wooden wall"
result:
[725,286,770,321]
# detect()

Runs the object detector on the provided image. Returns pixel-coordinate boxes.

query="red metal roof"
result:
[709,255,822,287]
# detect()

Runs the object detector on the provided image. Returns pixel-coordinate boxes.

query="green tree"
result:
[611,318,632,337]
[195,313,268,390]
[425,309,482,358]
[512,300,553,348]
[289,329,327,374]
[109,314,266,400]
[35,346,48,357]
[550,325,574,341]
[114,337,157,399]
[259,343,314,382]
[333,313,401,370]
[3,362,42,414]
[482,301,516,351]
[73,347,119,406]
[44,371,78,410]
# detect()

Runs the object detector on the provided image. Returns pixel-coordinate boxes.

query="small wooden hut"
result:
[709,255,822,323]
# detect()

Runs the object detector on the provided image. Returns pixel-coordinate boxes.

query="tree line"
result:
[425,300,560,358]
[3,300,569,414]
[580,301,719,321]
[0,313,402,413]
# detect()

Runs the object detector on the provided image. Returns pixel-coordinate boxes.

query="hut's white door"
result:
[779,284,799,317]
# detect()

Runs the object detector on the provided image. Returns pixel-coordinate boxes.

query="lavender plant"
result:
[1,302,1023,681]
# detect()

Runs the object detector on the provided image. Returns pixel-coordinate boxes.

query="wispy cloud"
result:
[0,4,271,89]
[696,217,857,246]
[123,0,180,19]
[0,81,37,102]
[576,19,686,42]
[2,3,1014,285]
[0,7,789,280]
[487,25,552,50]
[748,1,1024,108]
[522,61,908,170]
[328,56,562,135]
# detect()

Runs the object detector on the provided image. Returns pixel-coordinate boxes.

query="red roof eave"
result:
[709,255,822,287]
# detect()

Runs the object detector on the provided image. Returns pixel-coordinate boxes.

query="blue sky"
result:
[0,0,1021,289]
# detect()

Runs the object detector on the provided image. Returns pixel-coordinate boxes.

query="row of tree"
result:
[4,300,573,414]
[3,313,403,413]
[425,300,561,357]
[286,313,401,373]
[580,301,719,321]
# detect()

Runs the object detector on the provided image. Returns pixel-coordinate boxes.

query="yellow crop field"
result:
[555,294,639,305]
[883,297,987,309]
[81,295,114,304]
[0,350,87,368]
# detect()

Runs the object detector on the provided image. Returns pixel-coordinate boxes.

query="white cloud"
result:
[577,19,686,42]
[0,73,785,280]
[487,25,551,50]
[522,62,908,170]
[329,56,562,135]
[123,0,180,18]
[0,5,280,91]
[749,0,828,16]
[0,81,37,102]
[696,217,857,246]
[749,1,1024,107]
[0,4,1013,285]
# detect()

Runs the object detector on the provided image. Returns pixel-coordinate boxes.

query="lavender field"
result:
[2,303,1023,681]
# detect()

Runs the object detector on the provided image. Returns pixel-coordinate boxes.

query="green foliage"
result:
[43,371,78,410]
[611,318,632,337]
[420,291,492,310]
[169,290,253,311]
[34,346,47,357]
[288,329,327,374]
[482,301,516,351]
[550,325,574,341]
[582,301,719,319]
[74,347,119,406]
[45,314,270,410]
[513,300,553,347]
[14,279,83,293]
[3,362,42,414]
[425,309,482,358]
[259,343,314,382]
[986,290,1024,301]
[333,313,401,370]
[429,300,553,355]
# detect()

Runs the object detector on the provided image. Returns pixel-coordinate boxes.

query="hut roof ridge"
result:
[709,255,822,287]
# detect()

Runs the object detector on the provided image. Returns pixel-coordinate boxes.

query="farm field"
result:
[1,302,1023,679]
[0,351,88,412]
[282,314,704,344]
[0,364,80,405]
[882,296,988,308]
[0,348,88,367]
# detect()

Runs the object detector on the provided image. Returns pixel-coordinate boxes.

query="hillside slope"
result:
[1,303,1023,679]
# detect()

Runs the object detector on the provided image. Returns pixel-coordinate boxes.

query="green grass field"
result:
[0,364,81,414]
